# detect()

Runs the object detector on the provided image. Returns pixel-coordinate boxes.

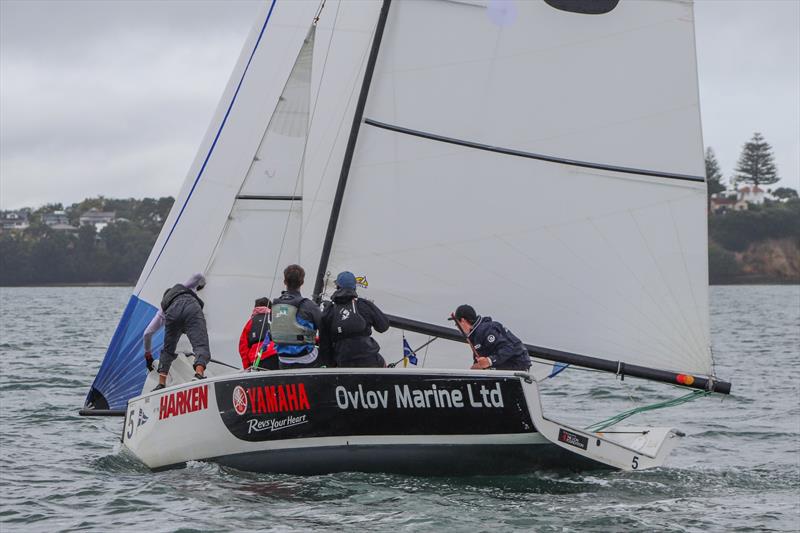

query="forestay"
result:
[307,0,712,376]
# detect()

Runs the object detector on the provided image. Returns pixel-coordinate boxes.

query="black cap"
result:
[449,304,477,323]
[255,297,271,307]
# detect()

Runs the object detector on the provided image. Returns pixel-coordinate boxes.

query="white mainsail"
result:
[305,0,712,376]
[89,0,719,411]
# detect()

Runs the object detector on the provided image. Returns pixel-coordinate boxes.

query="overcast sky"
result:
[1,0,798,210]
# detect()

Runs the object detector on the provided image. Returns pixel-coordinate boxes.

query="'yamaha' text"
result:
[245,383,311,414]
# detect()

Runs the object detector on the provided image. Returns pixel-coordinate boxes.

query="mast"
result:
[387,314,732,395]
[313,0,393,302]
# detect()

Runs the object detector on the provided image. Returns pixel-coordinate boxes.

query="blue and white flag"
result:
[402,337,418,366]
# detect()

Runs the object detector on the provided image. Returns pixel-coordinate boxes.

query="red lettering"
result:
[191,387,198,411]
[286,384,298,411]
[277,386,288,412]
[257,387,266,414]
[266,386,277,413]
[198,385,208,410]
[247,388,257,414]
[159,394,169,420]
[167,393,176,418]
[177,390,186,415]
[298,383,310,410]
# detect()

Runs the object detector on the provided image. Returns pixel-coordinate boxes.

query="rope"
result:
[585,389,710,433]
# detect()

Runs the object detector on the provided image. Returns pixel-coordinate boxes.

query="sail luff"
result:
[386,314,731,395]
[312,0,393,301]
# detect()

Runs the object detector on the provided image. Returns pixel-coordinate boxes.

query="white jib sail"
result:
[306,0,712,376]
[134,1,319,368]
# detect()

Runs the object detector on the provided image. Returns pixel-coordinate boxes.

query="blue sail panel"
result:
[85,295,163,410]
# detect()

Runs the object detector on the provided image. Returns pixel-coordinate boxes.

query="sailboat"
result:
[81,0,731,474]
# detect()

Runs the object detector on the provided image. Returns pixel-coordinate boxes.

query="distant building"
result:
[49,223,79,233]
[710,194,746,215]
[738,185,765,205]
[0,211,30,231]
[79,208,115,229]
[42,210,69,226]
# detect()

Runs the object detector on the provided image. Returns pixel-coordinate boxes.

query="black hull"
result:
[211,443,608,476]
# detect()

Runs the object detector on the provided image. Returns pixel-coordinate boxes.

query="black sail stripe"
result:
[364,118,705,183]
[236,195,303,201]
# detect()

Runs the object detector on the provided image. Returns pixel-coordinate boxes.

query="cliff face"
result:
[734,238,800,282]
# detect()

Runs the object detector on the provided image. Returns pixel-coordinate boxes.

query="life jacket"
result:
[330,300,369,342]
[270,293,315,345]
[161,284,204,312]
[248,313,270,347]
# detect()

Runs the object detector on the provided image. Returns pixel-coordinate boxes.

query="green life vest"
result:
[270,302,315,345]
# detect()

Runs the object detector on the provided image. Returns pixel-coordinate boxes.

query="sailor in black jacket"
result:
[319,271,390,367]
[451,304,531,371]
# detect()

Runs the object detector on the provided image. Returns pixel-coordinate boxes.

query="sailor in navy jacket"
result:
[452,304,531,371]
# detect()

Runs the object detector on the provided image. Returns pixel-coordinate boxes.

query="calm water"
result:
[0,286,798,532]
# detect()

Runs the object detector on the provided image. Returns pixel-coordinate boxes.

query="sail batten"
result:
[363,118,705,182]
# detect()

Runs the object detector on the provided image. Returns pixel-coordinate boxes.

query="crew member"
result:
[270,264,322,369]
[319,271,390,367]
[238,297,277,370]
[450,304,531,371]
[143,273,211,391]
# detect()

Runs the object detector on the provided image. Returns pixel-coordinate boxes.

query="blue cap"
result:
[335,271,357,290]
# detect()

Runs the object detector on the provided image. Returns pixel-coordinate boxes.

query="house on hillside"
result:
[49,223,79,233]
[79,209,116,232]
[42,210,69,226]
[710,194,746,215]
[738,185,765,206]
[0,211,30,231]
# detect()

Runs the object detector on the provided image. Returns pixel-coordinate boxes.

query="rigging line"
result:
[137,0,278,295]
[364,119,705,183]
[301,27,375,296]
[313,0,327,24]
[313,0,394,303]
[263,9,340,304]
[422,336,433,368]
[301,1,363,249]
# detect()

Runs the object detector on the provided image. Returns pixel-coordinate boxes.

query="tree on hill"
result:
[705,147,725,209]
[733,132,779,188]
[772,187,798,201]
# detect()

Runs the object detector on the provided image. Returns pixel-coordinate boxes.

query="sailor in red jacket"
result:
[239,297,278,370]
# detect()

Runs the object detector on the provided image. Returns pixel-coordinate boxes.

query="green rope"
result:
[585,389,710,432]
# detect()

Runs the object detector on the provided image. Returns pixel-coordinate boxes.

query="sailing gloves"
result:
[145,351,154,372]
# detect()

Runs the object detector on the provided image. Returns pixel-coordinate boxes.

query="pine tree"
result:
[733,132,779,188]
[705,147,725,201]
